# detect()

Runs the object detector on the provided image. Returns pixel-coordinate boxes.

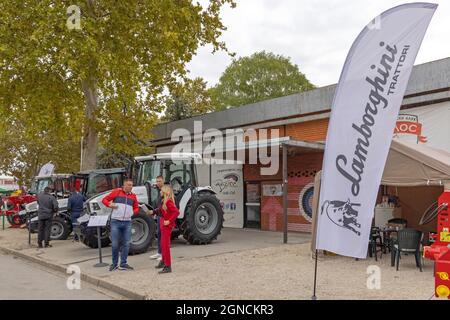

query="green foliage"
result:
[163,77,215,122]
[210,51,315,110]
[0,0,235,184]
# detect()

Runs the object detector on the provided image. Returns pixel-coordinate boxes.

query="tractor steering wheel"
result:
[170,176,183,194]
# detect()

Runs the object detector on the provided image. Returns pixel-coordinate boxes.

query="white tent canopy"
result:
[310,139,450,252]
[381,140,450,187]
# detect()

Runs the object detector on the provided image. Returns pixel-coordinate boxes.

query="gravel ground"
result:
[0,223,33,251]
[108,243,436,300]
[0,226,438,300]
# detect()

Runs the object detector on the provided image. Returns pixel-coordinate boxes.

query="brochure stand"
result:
[87,215,110,267]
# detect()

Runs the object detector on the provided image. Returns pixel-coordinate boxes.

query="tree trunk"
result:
[81,78,99,170]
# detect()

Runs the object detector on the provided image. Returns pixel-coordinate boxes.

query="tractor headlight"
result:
[90,202,101,213]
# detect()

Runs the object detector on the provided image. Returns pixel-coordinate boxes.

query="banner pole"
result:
[312,249,318,300]
[28,213,31,245]
[311,172,322,300]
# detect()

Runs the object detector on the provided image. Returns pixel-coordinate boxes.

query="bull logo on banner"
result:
[320,199,361,236]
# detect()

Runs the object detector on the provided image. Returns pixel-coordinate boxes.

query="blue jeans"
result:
[156,216,161,254]
[111,219,132,267]
[71,212,81,240]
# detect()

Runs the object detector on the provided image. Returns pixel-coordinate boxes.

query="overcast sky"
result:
[188,0,450,88]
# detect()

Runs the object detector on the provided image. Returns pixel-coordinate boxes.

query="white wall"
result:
[394,101,450,151]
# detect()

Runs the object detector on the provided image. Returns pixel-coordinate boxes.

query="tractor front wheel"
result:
[129,210,156,255]
[50,216,71,241]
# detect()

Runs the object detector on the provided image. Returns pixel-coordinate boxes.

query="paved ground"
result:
[0,252,121,300]
[0,227,311,278]
[0,226,442,300]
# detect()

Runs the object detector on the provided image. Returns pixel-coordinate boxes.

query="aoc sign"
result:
[394,114,427,143]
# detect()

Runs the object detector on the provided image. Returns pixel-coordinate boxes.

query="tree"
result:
[0,0,235,183]
[210,51,315,110]
[163,77,215,122]
[0,70,83,185]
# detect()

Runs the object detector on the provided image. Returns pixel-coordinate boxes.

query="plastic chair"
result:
[385,218,407,251]
[390,228,423,272]
[368,227,383,260]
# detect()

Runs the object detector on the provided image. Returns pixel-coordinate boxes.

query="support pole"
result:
[94,226,108,267]
[28,213,31,245]
[282,143,288,244]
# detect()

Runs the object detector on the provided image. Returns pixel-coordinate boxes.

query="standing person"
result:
[102,179,139,271]
[154,185,179,274]
[149,175,164,260]
[67,183,86,241]
[37,187,58,248]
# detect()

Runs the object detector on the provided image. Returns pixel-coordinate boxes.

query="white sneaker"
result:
[150,253,161,260]
[157,256,162,261]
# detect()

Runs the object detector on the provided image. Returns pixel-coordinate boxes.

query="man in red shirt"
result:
[102,179,139,271]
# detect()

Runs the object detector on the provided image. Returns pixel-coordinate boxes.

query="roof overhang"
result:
[135,153,202,162]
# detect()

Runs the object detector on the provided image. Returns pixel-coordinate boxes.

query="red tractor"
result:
[422,188,450,299]
[2,175,71,227]
[2,193,36,227]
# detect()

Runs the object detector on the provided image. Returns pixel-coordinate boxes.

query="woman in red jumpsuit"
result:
[155,185,179,274]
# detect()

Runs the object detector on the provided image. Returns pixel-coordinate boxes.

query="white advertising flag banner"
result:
[38,162,55,177]
[316,3,437,258]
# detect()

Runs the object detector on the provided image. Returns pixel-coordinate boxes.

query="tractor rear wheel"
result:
[7,213,23,226]
[182,194,223,245]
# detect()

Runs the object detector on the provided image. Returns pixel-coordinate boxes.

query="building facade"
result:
[152,58,450,233]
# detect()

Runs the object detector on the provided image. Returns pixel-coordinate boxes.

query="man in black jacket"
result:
[37,187,58,248]
[149,176,164,260]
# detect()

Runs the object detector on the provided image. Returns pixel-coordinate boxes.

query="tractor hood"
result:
[25,198,68,213]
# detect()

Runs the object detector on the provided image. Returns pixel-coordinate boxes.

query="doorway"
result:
[245,182,261,228]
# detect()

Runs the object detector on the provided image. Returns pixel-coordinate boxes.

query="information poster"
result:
[211,164,244,228]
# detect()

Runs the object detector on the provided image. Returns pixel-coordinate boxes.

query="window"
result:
[86,174,109,198]
[163,160,192,194]
[30,178,51,194]
[137,160,161,186]
[109,173,123,189]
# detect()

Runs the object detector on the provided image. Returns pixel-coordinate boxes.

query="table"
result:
[380,227,399,253]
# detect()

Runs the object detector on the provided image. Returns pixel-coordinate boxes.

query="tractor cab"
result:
[134,153,200,207]
[71,167,127,199]
[28,174,72,198]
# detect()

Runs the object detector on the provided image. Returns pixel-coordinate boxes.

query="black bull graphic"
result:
[320,200,361,236]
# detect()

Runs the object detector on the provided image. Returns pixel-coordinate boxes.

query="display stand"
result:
[87,215,110,267]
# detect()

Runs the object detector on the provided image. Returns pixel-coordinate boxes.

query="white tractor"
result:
[78,153,224,255]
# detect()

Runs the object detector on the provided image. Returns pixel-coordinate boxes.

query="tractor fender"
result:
[196,186,217,194]
[178,189,191,219]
